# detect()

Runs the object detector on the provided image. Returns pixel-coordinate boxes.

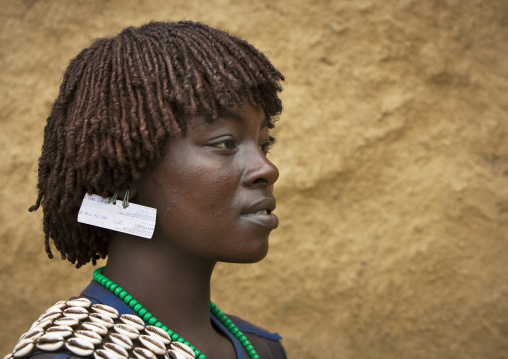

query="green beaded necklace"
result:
[93,267,260,359]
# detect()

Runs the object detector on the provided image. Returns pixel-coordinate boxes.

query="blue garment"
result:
[27,281,287,359]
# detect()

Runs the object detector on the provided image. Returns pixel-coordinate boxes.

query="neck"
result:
[103,233,217,341]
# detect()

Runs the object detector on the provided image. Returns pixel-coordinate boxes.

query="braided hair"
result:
[29,21,284,268]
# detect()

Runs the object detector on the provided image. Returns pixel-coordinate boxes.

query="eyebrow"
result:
[219,109,270,130]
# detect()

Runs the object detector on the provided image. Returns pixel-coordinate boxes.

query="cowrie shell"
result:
[19,327,44,342]
[40,310,63,321]
[63,306,89,320]
[109,332,133,350]
[3,353,13,359]
[139,335,166,355]
[133,347,157,359]
[13,339,33,353]
[66,337,94,356]
[103,342,128,359]
[114,323,140,339]
[12,340,34,357]
[34,319,53,330]
[50,301,67,310]
[91,304,119,319]
[66,298,92,308]
[94,349,119,359]
[119,314,145,331]
[82,321,108,336]
[89,313,114,328]
[165,350,191,359]
[35,333,65,351]
[46,325,74,338]
[74,330,102,345]
[145,325,171,345]
[54,316,79,327]
[171,342,196,358]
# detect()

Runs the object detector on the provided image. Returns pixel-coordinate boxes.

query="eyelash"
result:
[260,140,274,155]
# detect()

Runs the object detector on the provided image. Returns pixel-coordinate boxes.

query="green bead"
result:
[138,308,147,317]
[183,341,190,346]
[171,333,179,341]
[251,355,260,359]
[133,304,143,313]
[161,326,168,332]
[245,344,254,351]
[147,317,158,326]
[104,280,113,289]
[118,291,128,300]
[211,306,220,314]
[177,337,184,343]
[234,331,242,339]
[142,312,153,321]
[109,283,118,292]
[219,315,228,323]
[197,354,206,359]
[226,322,235,331]
[230,327,239,335]
[189,346,196,351]
[114,287,123,296]
[154,322,163,328]
[248,349,257,356]
[241,338,250,347]
[166,329,174,335]
[124,295,133,304]
[128,299,138,308]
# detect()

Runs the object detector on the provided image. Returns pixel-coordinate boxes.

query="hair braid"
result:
[30,21,284,267]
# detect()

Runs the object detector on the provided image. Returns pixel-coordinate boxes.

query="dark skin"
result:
[103,102,279,359]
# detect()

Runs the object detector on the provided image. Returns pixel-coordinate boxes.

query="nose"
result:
[243,146,279,189]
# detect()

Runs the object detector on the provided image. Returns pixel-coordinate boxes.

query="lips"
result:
[241,197,276,215]
[241,197,278,229]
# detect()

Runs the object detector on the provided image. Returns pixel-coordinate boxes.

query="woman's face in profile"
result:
[134,102,279,263]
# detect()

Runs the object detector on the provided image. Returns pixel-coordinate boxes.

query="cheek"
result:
[162,163,240,217]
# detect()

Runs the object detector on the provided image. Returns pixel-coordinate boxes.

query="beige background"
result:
[1,0,508,358]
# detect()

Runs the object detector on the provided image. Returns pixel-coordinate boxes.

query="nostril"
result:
[252,178,268,185]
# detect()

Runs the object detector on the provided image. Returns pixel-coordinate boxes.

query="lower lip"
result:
[241,213,279,229]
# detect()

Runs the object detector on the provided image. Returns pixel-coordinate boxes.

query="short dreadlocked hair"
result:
[29,21,284,268]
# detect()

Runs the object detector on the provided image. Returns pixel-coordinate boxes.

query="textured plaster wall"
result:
[1,1,507,358]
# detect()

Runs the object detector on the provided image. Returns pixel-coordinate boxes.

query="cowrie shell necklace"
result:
[93,266,260,359]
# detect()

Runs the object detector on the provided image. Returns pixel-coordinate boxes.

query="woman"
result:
[6,21,286,359]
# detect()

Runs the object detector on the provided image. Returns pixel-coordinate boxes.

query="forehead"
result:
[188,103,269,131]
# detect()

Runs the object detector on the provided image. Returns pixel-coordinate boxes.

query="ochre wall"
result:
[1,1,507,358]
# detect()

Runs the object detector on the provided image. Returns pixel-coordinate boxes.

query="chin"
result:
[220,240,270,264]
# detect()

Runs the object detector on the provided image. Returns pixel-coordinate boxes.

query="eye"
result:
[212,139,236,150]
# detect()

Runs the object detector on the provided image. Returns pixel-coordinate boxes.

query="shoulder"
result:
[228,314,288,359]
